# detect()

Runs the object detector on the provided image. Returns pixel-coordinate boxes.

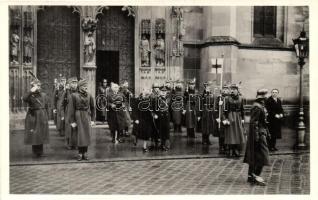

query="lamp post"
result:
[292,29,309,149]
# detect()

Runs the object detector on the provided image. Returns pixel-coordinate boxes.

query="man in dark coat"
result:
[69,79,95,161]
[107,83,129,143]
[53,76,66,136]
[23,79,49,157]
[61,77,78,150]
[131,89,157,152]
[153,86,171,151]
[244,89,270,186]
[97,79,109,122]
[183,79,199,139]
[171,81,183,133]
[199,82,215,145]
[265,89,284,151]
[148,83,161,150]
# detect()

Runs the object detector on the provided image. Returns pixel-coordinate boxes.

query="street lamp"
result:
[292,29,309,149]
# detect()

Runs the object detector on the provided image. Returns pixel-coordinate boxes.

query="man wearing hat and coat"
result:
[224,83,246,157]
[183,79,199,139]
[61,77,78,150]
[171,80,184,133]
[199,82,215,145]
[244,89,270,186]
[153,85,171,151]
[23,79,49,157]
[68,79,95,161]
[53,76,67,136]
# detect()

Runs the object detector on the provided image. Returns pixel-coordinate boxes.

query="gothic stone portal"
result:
[96,7,135,91]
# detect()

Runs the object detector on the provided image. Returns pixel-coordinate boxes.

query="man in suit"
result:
[265,89,284,151]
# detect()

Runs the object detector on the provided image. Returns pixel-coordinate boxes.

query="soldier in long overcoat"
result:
[23,79,49,157]
[131,89,157,152]
[244,89,270,186]
[69,79,95,161]
[61,77,78,150]
[53,76,67,136]
[199,82,215,145]
[171,81,183,133]
[183,80,199,139]
[215,85,230,154]
[107,83,129,143]
[265,89,284,151]
[224,84,246,157]
[153,86,171,151]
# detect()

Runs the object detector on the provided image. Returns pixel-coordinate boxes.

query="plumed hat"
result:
[78,79,88,88]
[67,77,78,84]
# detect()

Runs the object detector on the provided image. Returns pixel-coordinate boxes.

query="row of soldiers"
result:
[23,76,273,185]
[95,78,246,156]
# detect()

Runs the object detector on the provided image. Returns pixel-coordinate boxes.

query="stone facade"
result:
[9,6,309,130]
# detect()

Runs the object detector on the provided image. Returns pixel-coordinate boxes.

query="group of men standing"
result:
[24,76,95,161]
[23,75,285,185]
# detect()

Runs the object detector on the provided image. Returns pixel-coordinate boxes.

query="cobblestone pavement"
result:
[10,153,309,195]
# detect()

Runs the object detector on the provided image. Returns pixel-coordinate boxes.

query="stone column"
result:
[201,6,238,87]
[78,6,98,98]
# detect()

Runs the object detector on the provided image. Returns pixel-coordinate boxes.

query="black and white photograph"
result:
[1,0,316,198]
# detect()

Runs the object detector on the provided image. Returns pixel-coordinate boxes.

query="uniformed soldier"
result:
[171,80,183,133]
[148,83,161,150]
[199,81,215,145]
[215,84,230,154]
[69,79,95,161]
[244,89,270,186]
[224,83,246,157]
[183,79,199,139]
[23,79,49,157]
[153,86,171,151]
[61,77,78,150]
[53,75,67,136]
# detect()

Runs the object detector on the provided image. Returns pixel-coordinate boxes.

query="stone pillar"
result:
[78,6,98,98]
[201,7,238,87]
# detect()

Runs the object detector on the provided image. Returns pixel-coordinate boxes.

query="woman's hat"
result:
[256,88,268,99]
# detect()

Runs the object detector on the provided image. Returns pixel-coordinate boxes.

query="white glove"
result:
[197,117,201,121]
[280,114,283,118]
[53,109,57,113]
[219,100,223,106]
[30,87,37,92]
[216,118,221,123]
[71,123,77,128]
[135,120,139,124]
[275,114,280,119]
[241,120,245,124]
[222,120,227,125]
[90,121,95,126]
[154,114,158,119]
[182,110,186,115]
[61,117,64,121]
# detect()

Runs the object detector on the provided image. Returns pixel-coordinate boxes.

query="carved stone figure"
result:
[140,34,150,67]
[155,35,165,66]
[10,29,20,64]
[84,32,96,64]
[23,31,33,64]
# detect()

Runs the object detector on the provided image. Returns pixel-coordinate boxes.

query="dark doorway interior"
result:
[96,50,119,89]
